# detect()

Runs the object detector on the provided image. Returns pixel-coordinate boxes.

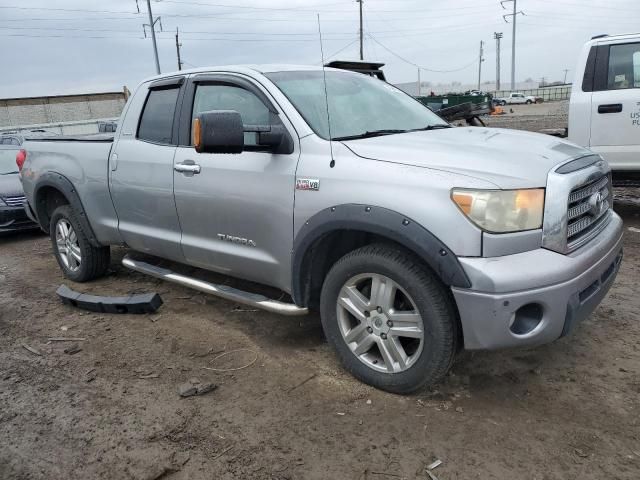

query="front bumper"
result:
[0,205,38,233]
[452,212,624,350]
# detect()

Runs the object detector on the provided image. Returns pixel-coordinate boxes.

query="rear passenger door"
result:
[109,77,186,262]
[589,41,640,170]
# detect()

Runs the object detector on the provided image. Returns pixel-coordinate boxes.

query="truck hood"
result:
[0,173,24,198]
[342,127,592,189]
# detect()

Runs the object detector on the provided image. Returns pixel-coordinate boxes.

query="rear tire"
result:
[50,205,110,282]
[526,99,533,105]
[320,244,457,394]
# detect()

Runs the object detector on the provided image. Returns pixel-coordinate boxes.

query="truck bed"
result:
[25,133,114,143]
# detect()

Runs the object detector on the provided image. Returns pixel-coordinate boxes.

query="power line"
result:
[0,5,141,15]
[357,0,364,60]
[157,0,354,12]
[477,40,485,90]
[141,0,162,74]
[175,27,183,70]
[494,32,503,90]
[367,34,479,73]
[324,38,360,61]
[501,0,524,90]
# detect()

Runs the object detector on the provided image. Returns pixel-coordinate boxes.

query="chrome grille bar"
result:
[567,187,609,221]
[2,195,26,207]
[568,176,609,204]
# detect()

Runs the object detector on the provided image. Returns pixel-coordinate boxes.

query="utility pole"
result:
[563,68,569,84]
[501,0,524,90]
[142,0,162,74]
[494,32,503,91]
[357,0,364,60]
[477,40,484,91]
[175,27,183,71]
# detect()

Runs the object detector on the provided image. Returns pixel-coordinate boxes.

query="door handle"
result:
[598,104,623,114]
[174,162,201,174]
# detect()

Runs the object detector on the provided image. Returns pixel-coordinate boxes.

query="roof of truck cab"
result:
[586,32,640,46]
[139,64,333,84]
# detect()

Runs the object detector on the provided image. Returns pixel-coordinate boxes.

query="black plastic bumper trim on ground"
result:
[56,284,163,314]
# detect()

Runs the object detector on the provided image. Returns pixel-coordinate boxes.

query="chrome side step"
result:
[121,254,308,317]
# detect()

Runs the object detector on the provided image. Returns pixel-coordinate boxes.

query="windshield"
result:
[266,70,448,140]
[0,149,19,175]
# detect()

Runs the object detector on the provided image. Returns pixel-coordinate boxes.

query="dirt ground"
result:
[1,193,639,480]
[482,101,569,132]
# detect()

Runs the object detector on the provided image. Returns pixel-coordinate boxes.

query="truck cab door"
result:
[109,77,186,262]
[589,41,640,171]
[171,74,299,292]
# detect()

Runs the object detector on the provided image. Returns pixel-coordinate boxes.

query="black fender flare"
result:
[33,171,101,247]
[291,204,471,305]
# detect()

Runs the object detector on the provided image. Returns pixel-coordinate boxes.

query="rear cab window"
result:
[137,87,180,144]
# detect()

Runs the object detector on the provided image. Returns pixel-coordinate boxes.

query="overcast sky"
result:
[0,0,638,98]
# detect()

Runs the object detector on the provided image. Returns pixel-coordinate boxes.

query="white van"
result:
[570,33,640,182]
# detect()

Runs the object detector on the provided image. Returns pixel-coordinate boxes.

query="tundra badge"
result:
[217,234,257,247]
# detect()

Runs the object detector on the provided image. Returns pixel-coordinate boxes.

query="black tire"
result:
[500,100,507,106]
[320,244,458,394]
[50,205,110,282]
[526,99,533,105]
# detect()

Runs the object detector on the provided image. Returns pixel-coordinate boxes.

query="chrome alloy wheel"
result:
[55,219,82,272]
[336,273,425,373]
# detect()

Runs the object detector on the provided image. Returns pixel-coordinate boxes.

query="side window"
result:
[10,138,20,145]
[607,42,640,90]
[192,84,270,147]
[137,87,180,144]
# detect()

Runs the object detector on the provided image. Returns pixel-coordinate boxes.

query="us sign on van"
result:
[296,178,320,191]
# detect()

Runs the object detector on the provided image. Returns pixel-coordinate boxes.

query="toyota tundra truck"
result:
[18,65,623,393]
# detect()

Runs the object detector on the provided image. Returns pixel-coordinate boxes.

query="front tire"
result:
[526,99,533,105]
[50,205,110,282]
[320,244,457,394]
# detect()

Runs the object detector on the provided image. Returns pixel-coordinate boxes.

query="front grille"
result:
[1,195,25,207]
[566,174,612,250]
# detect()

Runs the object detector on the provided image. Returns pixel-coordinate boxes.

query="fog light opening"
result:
[510,303,544,336]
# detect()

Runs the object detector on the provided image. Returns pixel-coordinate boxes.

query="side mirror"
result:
[257,124,294,155]
[194,110,244,154]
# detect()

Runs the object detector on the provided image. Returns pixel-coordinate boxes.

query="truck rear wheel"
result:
[50,205,110,282]
[320,244,457,394]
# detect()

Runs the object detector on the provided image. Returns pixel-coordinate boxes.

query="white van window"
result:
[607,42,640,90]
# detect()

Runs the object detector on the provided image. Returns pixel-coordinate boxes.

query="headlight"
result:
[451,188,544,233]
[0,197,6,207]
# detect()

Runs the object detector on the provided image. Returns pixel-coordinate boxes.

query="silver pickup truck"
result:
[18,65,623,393]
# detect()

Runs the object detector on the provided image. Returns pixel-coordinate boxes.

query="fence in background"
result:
[490,86,572,101]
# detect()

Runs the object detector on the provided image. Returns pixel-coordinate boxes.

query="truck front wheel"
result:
[50,205,110,282]
[320,244,457,394]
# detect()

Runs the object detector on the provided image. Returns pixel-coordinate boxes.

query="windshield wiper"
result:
[408,124,452,132]
[332,129,408,141]
[0,171,19,175]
